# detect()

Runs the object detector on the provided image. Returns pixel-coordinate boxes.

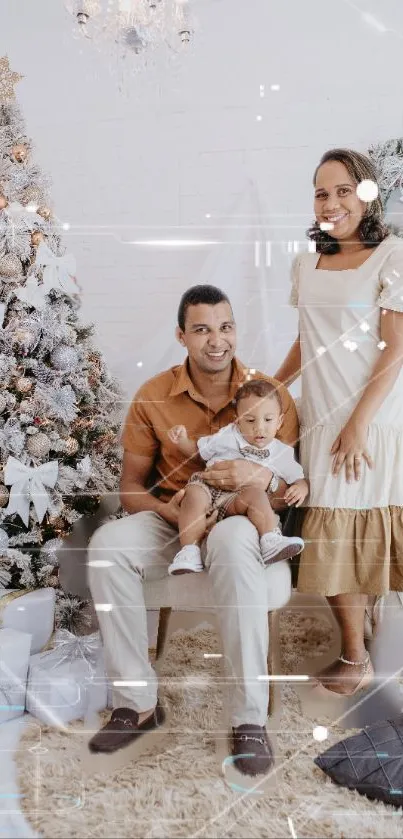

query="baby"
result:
[167,378,309,575]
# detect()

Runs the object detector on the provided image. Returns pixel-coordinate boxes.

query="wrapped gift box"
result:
[0,627,32,722]
[0,588,55,654]
[26,629,107,726]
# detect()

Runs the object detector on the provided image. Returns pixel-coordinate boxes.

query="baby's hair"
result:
[234,379,283,412]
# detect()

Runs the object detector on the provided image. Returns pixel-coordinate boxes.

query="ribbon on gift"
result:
[4,456,59,527]
[34,241,81,295]
[41,629,101,675]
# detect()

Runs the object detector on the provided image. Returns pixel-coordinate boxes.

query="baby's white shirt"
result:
[197,423,304,484]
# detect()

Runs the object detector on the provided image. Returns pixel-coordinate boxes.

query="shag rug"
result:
[16,611,403,839]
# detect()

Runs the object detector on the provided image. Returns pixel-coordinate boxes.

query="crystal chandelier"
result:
[65,0,194,60]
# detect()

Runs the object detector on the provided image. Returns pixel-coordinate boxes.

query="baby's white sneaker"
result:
[168,545,203,575]
[260,528,304,567]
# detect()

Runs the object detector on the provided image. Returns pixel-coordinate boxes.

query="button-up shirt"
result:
[121,357,299,499]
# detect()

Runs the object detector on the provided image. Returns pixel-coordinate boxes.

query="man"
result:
[88,284,299,776]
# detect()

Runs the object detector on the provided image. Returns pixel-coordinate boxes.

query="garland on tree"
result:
[0,57,123,629]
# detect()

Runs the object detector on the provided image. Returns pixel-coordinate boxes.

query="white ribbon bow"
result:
[4,455,59,527]
[34,241,80,295]
[15,277,48,310]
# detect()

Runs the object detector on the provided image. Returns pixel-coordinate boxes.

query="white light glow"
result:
[359,321,370,332]
[343,340,358,352]
[308,240,317,252]
[316,346,326,356]
[205,212,211,218]
[203,653,222,659]
[113,680,148,687]
[127,240,218,247]
[270,84,280,91]
[94,603,113,612]
[378,340,387,350]
[257,674,309,681]
[256,114,263,121]
[87,560,115,568]
[313,725,328,742]
[62,222,70,231]
[362,12,387,32]
[356,179,378,202]
[137,361,143,367]
[26,203,39,213]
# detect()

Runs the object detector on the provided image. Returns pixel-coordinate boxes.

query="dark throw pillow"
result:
[314,715,403,806]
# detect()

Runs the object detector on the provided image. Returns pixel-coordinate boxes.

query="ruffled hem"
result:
[296,505,403,596]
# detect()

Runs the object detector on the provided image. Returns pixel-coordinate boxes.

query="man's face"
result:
[176,302,236,374]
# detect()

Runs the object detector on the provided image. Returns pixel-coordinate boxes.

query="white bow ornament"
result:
[34,241,80,295]
[4,456,59,526]
[15,276,48,310]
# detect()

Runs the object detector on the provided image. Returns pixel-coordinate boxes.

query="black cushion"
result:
[314,715,403,806]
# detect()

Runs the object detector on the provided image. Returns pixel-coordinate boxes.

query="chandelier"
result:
[65,0,194,65]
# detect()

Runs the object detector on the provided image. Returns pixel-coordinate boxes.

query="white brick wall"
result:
[3,0,403,397]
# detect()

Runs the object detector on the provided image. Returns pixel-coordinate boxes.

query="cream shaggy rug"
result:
[16,611,403,839]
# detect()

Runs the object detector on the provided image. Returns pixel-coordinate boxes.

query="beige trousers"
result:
[88,512,291,726]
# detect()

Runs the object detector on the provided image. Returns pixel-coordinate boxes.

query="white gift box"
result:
[0,588,55,654]
[26,630,107,726]
[0,627,32,723]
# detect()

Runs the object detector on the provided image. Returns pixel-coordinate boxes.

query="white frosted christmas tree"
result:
[0,57,122,624]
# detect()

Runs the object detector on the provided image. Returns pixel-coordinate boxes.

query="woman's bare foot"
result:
[316,653,372,695]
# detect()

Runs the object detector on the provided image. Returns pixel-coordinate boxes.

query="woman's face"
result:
[314,159,366,242]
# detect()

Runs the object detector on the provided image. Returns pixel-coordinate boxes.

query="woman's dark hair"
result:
[234,379,282,412]
[308,148,389,254]
[177,285,231,331]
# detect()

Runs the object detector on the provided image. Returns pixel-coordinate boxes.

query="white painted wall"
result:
[2,0,403,400]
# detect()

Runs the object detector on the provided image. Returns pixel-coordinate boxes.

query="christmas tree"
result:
[0,57,123,624]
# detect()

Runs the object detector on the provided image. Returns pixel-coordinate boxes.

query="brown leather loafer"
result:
[88,701,165,754]
[231,724,274,776]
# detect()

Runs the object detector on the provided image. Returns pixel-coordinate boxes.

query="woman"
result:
[275,148,403,696]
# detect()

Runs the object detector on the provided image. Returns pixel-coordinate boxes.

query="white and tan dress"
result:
[291,234,403,596]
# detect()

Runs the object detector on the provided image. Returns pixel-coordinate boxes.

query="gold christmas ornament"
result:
[16,376,33,393]
[21,185,42,206]
[0,253,22,278]
[31,231,44,247]
[12,143,28,163]
[26,432,51,458]
[19,399,34,413]
[37,206,51,221]
[64,436,79,455]
[48,514,64,529]
[65,436,79,455]
[0,194,8,210]
[14,329,37,351]
[0,484,9,508]
[0,56,23,104]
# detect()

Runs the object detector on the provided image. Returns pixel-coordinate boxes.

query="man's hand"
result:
[203,459,271,491]
[284,478,309,508]
[158,489,185,527]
